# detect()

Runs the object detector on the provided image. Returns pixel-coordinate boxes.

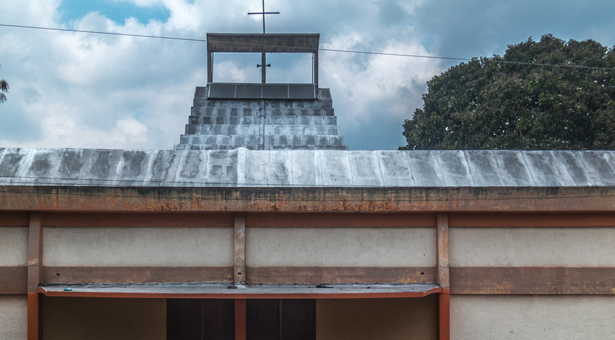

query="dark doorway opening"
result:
[167,299,316,340]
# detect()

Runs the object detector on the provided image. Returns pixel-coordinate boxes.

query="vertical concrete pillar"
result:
[234,213,246,284]
[437,213,450,340]
[313,52,319,87]
[207,46,213,83]
[261,52,267,84]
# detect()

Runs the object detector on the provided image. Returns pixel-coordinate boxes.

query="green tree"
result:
[0,65,8,104]
[400,35,615,150]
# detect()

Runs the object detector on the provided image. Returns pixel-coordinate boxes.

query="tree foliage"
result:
[0,65,8,104]
[401,35,615,150]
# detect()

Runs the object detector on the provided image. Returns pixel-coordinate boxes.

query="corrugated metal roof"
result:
[0,148,614,188]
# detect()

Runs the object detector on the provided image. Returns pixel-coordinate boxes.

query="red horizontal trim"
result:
[449,212,615,227]
[41,212,234,228]
[246,213,437,227]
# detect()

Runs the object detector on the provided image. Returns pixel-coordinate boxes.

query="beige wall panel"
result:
[247,228,435,267]
[0,227,28,266]
[451,295,615,340]
[317,296,437,340]
[43,297,165,340]
[0,295,27,340]
[44,227,233,266]
[450,228,615,267]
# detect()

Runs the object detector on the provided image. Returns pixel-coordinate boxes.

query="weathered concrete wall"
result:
[450,228,615,266]
[0,295,27,340]
[317,295,437,340]
[43,227,233,266]
[247,228,436,267]
[43,297,165,340]
[3,148,615,188]
[0,227,28,266]
[451,295,615,339]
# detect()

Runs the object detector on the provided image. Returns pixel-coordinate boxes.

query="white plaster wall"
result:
[0,295,27,340]
[0,227,28,266]
[450,228,615,267]
[43,227,233,266]
[451,295,615,340]
[247,228,435,267]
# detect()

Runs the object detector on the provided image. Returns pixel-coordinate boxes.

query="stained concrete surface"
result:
[0,227,28,266]
[0,295,27,340]
[450,228,615,267]
[451,295,615,340]
[247,228,436,267]
[1,148,614,188]
[43,227,233,267]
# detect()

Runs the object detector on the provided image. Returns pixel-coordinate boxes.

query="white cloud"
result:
[1,0,613,150]
[321,28,442,124]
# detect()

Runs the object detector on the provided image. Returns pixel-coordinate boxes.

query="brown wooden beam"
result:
[246,213,436,227]
[0,211,29,226]
[2,187,615,213]
[235,299,246,340]
[27,212,42,293]
[0,266,27,294]
[234,213,246,284]
[246,267,436,284]
[40,266,436,285]
[437,214,449,290]
[27,212,42,340]
[41,266,233,284]
[450,267,615,294]
[41,212,233,227]
[39,266,433,285]
[449,212,615,227]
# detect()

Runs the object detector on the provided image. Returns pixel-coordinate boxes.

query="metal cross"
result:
[248,0,279,83]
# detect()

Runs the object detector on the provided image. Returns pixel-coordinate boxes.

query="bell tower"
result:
[174,32,347,150]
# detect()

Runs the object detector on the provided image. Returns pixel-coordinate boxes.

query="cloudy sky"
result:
[0,0,614,150]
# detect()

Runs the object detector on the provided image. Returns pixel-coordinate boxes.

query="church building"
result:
[1,30,615,340]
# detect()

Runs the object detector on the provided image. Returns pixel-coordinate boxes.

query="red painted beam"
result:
[27,293,42,340]
[235,299,246,340]
[439,291,450,340]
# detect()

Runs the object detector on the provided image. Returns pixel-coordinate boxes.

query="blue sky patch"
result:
[58,0,170,25]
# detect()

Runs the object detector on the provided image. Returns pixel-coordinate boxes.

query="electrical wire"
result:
[2,23,615,71]
[0,23,208,42]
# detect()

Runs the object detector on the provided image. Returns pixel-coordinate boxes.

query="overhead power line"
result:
[0,23,208,42]
[1,23,615,71]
